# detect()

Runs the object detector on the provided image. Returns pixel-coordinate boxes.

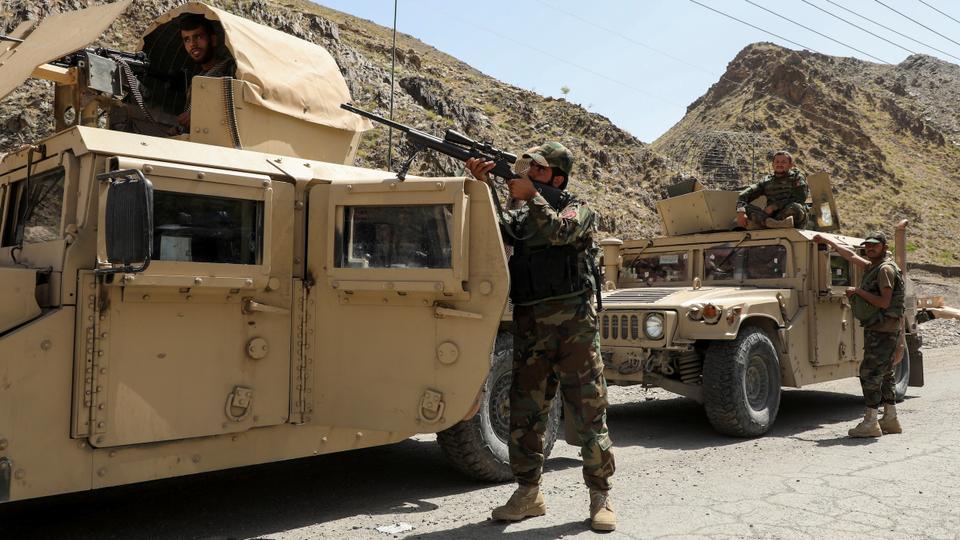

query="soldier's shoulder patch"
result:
[561,207,578,219]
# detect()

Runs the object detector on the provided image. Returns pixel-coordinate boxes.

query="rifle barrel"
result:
[341,103,410,133]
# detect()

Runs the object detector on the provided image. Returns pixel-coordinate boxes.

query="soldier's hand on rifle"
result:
[466,158,496,183]
[507,177,538,201]
[736,212,747,228]
[764,204,777,215]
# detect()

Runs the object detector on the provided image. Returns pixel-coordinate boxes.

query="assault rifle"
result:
[340,103,570,211]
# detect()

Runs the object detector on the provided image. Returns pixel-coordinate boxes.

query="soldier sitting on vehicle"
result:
[174,14,236,134]
[735,151,810,229]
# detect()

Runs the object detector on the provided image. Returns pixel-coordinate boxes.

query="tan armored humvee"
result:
[0,1,514,503]
[596,179,924,436]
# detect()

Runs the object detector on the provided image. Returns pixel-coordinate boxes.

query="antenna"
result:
[387,0,398,170]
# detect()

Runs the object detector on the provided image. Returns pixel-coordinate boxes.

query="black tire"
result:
[703,327,782,437]
[894,339,911,402]
[436,331,561,482]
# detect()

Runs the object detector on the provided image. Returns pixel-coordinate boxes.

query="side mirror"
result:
[99,169,153,274]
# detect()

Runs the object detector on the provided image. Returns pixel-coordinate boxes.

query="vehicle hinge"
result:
[291,282,311,424]
[88,278,111,444]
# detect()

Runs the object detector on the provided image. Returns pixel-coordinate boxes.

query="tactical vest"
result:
[508,242,594,305]
[763,170,806,208]
[851,259,905,327]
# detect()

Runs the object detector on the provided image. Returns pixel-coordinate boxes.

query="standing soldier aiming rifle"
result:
[813,231,905,438]
[467,144,617,532]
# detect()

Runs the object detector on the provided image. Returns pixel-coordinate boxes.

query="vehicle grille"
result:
[603,288,678,305]
[601,313,641,340]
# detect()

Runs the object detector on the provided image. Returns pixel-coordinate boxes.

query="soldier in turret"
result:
[467,143,617,532]
[175,14,236,133]
[736,151,809,229]
[813,231,905,438]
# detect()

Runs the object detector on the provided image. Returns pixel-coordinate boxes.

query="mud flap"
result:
[0,458,10,502]
[562,400,580,446]
[909,352,924,387]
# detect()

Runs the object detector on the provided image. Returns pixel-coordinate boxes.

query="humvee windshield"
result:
[1,168,65,247]
[153,191,263,264]
[336,205,454,269]
[624,252,689,284]
[705,244,787,281]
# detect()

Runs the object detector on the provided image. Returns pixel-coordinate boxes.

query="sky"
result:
[313,0,960,143]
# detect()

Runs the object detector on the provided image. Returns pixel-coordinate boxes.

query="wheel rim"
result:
[745,352,770,411]
[488,371,512,444]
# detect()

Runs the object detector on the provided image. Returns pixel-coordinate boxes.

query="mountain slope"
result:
[655,43,960,264]
[1,3,958,263]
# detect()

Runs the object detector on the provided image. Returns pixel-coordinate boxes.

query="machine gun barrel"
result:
[340,103,569,210]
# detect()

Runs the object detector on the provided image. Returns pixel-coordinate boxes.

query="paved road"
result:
[2,347,958,539]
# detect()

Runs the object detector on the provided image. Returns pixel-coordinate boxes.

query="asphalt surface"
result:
[2,346,958,539]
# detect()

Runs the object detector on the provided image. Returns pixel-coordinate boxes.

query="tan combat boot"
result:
[879,404,903,434]
[764,215,795,229]
[491,484,546,522]
[589,489,617,532]
[848,407,882,438]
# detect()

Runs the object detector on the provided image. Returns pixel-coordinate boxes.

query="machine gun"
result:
[2,33,155,125]
[340,103,571,211]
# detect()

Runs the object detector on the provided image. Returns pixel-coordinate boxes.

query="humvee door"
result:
[305,178,508,433]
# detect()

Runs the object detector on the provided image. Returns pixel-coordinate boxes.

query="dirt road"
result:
[2,347,958,539]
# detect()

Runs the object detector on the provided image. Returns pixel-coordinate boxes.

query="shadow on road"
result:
[0,436,578,540]
[0,385,900,539]
[407,518,593,539]
[607,386,869,451]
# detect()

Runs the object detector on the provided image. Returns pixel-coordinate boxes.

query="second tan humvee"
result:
[595,183,923,436]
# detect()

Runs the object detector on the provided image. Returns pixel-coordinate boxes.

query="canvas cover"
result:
[0,0,133,100]
[142,3,369,132]
[0,0,368,133]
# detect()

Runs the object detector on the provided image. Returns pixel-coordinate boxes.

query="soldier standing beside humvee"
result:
[467,143,617,532]
[736,150,810,229]
[813,231,906,437]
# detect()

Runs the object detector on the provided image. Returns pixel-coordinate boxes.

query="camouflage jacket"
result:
[500,192,599,305]
[736,168,809,212]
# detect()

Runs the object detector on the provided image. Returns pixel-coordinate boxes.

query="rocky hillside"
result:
[656,43,960,264]
[2,2,959,263]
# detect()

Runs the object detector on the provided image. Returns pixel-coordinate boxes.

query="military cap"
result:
[861,231,888,245]
[524,141,574,176]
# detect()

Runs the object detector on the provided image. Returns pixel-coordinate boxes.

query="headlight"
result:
[644,312,665,340]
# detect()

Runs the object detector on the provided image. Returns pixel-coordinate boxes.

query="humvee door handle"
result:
[242,298,290,315]
[434,307,483,320]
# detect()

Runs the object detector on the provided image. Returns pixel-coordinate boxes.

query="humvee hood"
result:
[0,0,132,100]
[603,286,790,308]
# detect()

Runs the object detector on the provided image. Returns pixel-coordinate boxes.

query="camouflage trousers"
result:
[860,329,898,408]
[743,202,808,228]
[510,292,615,491]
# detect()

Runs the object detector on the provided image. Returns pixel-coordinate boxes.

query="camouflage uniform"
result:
[500,184,615,492]
[856,256,905,408]
[736,168,810,228]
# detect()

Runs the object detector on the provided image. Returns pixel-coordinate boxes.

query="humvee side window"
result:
[336,205,454,269]
[830,253,851,286]
[623,252,689,284]
[152,191,263,264]
[705,245,788,280]
[1,167,65,247]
